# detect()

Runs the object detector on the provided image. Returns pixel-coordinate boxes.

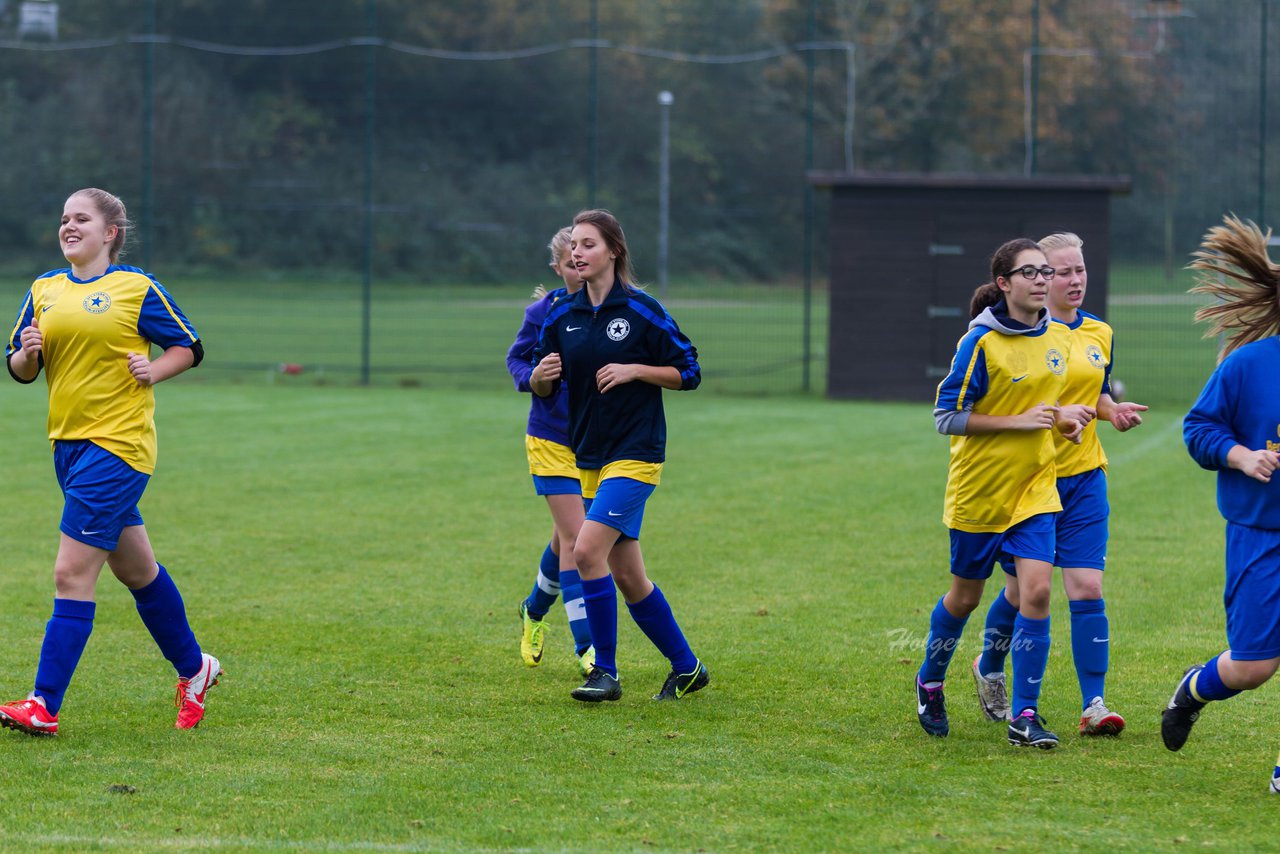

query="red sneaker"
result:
[0,696,59,736]
[175,653,223,730]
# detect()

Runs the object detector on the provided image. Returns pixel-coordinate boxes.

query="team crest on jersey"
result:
[1045,348,1065,375]
[1086,345,1105,368]
[606,318,630,341]
[82,292,111,314]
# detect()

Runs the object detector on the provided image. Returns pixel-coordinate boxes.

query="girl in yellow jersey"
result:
[1,188,219,736]
[916,238,1086,749]
[973,233,1148,738]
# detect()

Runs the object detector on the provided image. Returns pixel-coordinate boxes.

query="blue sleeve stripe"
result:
[535,300,572,358]
[630,297,696,362]
[6,291,32,356]
[1101,329,1115,395]
[146,281,197,343]
[935,328,985,409]
[544,300,573,327]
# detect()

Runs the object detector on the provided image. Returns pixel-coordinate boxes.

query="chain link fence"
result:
[0,1,1272,404]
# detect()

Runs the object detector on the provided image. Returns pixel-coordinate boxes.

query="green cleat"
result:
[653,660,710,700]
[518,602,546,667]
[577,645,596,677]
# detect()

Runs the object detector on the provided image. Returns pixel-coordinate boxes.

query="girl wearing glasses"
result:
[916,238,1084,749]
[1161,215,1280,796]
[973,233,1148,739]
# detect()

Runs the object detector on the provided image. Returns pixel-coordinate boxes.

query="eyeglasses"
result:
[1003,265,1056,281]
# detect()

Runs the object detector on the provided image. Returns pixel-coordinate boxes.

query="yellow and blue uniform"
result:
[986,310,1116,712]
[920,299,1072,721]
[934,304,1071,538]
[1052,310,1113,478]
[3,261,208,718]
[7,264,202,475]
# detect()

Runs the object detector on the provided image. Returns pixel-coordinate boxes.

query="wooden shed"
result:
[809,171,1131,401]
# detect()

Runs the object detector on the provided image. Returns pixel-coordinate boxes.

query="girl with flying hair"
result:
[1161,214,1280,796]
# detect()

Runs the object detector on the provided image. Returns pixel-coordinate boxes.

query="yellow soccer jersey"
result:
[935,311,1072,533]
[1052,311,1113,477]
[6,265,200,474]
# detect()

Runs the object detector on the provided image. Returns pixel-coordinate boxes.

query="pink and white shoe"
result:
[175,653,223,730]
[0,695,58,736]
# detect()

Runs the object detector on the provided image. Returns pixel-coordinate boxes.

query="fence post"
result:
[360,0,377,385]
[801,0,815,393]
[141,0,156,268]
[1260,0,1269,224]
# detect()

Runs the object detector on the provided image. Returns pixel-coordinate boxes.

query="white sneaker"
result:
[175,653,222,730]
[971,655,1011,721]
[1078,696,1125,736]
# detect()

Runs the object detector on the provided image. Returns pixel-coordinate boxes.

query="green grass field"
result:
[1,380,1280,851]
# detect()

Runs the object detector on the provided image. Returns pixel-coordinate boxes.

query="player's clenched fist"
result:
[127,351,154,386]
[19,315,41,358]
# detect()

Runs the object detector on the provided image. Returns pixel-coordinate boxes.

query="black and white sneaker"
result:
[653,660,709,700]
[1008,709,1059,749]
[916,679,949,737]
[571,667,622,703]
[1161,664,1206,752]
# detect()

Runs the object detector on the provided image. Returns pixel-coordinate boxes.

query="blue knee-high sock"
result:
[523,543,561,619]
[1069,598,1109,709]
[1191,653,1244,703]
[581,575,618,677]
[626,584,697,674]
[130,564,203,679]
[33,598,96,716]
[978,588,1018,677]
[918,597,968,684]
[1011,614,1051,716]
[559,569,593,654]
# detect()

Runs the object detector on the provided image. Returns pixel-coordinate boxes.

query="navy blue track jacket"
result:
[533,281,700,469]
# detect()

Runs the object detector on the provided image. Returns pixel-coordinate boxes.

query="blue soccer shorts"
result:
[953,512,1056,580]
[584,476,656,541]
[1223,522,1280,661]
[1054,468,1109,570]
[54,440,148,551]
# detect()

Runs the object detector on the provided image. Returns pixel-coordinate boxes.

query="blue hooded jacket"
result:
[533,281,700,469]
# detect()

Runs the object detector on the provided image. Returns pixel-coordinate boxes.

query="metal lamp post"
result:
[657,90,673,300]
